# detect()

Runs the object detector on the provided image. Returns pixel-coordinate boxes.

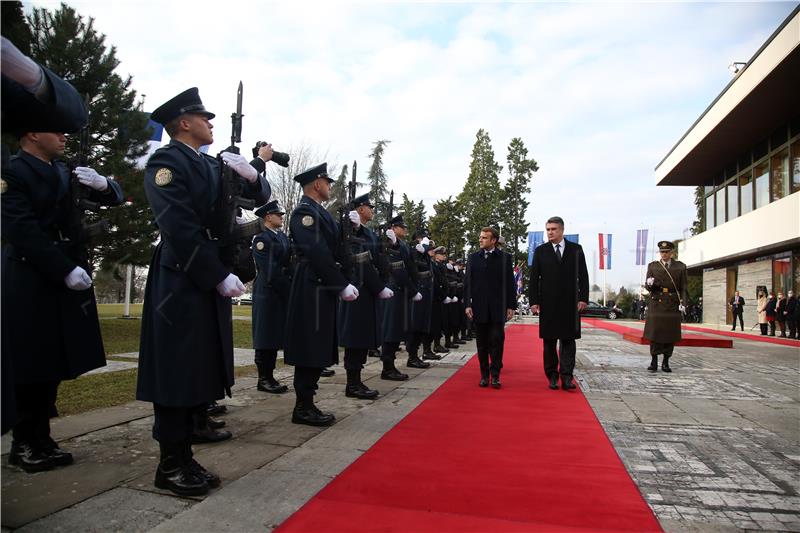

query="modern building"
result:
[655,6,800,327]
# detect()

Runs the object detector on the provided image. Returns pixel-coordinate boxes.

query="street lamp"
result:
[728,61,747,75]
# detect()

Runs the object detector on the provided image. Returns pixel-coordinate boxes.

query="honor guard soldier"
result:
[2,126,124,472]
[380,215,423,380]
[455,258,472,341]
[137,88,271,496]
[423,245,448,359]
[252,200,291,394]
[644,241,688,372]
[443,257,461,349]
[285,163,359,426]
[407,230,434,368]
[338,194,394,399]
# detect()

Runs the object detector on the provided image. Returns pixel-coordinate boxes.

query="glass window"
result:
[793,253,800,296]
[715,188,726,225]
[773,257,791,295]
[705,194,715,230]
[739,171,753,216]
[771,148,790,201]
[726,180,738,221]
[792,140,800,194]
[754,161,769,209]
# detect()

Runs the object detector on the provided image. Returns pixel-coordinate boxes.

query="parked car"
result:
[233,296,253,306]
[579,301,621,320]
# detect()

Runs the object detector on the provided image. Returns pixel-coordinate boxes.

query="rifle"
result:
[338,160,364,278]
[67,95,109,244]
[215,81,263,283]
[377,189,400,282]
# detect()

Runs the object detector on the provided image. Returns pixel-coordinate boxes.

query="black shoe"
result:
[292,407,335,426]
[548,376,559,390]
[345,384,379,399]
[561,376,576,390]
[407,358,431,369]
[257,378,289,394]
[455,339,467,345]
[648,355,658,372]
[381,369,409,381]
[187,458,221,488]
[433,345,449,354]
[422,352,442,361]
[206,401,227,416]
[491,377,501,389]
[479,378,489,387]
[41,438,74,467]
[8,441,56,473]
[190,427,233,444]
[368,349,381,358]
[661,362,672,373]
[320,368,335,377]
[155,464,209,496]
[207,418,226,430]
[445,343,459,349]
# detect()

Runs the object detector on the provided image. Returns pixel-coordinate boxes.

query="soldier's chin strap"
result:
[658,261,683,308]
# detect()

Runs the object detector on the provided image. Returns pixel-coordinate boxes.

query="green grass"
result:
[98,303,252,319]
[57,368,138,416]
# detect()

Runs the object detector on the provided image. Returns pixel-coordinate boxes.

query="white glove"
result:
[679,304,686,314]
[443,297,452,304]
[64,266,92,290]
[340,284,359,301]
[415,243,425,253]
[348,210,361,228]
[74,167,109,191]
[378,287,394,299]
[646,277,655,286]
[452,296,459,303]
[217,273,246,297]
[221,151,258,183]
[385,229,397,244]
[446,263,454,270]
[421,237,430,246]
[412,292,423,302]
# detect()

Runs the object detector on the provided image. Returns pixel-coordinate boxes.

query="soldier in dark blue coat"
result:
[1,128,123,472]
[379,216,423,380]
[251,200,291,394]
[285,163,359,426]
[136,88,270,496]
[443,257,461,349]
[407,231,434,368]
[423,246,449,359]
[338,194,394,399]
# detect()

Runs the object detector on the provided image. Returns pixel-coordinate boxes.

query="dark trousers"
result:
[12,381,59,444]
[153,403,205,443]
[649,342,674,357]
[293,366,322,404]
[475,322,505,378]
[731,311,744,330]
[381,341,399,363]
[543,338,576,378]
[768,320,776,335]
[255,349,278,372]
[406,332,426,358]
[344,348,368,371]
[776,319,786,336]
[788,317,798,338]
[760,323,768,335]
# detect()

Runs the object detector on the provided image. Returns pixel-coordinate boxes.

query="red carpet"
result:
[275,324,662,533]
[583,319,732,348]
[681,324,800,347]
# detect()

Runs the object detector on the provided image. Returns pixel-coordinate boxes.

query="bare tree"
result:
[264,142,339,217]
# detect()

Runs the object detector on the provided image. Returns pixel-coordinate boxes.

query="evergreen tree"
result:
[691,186,704,235]
[1,2,32,54]
[327,163,348,216]
[366,140,390,221]
[428,196,465,257]
[398,194,426,242]
[26,4,154,272]
[456,129,502,251]
[500,137,538,259]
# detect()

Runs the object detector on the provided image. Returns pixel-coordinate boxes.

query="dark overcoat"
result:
[465,249,517,325]
[445,265,461,330]
[528,240,589,339]
[643,260,688,343]
[381,240,417,343]
[284,196,348,367]
[338,225,386,349]
[136,141,270,406]
[410,246,433,333]
[252,228,291,350]
[1,151,123,384]
[429,260,447,337]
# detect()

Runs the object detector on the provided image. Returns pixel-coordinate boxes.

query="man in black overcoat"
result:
[407,230,434,369]
[464,227,517,388]
[284,163,359,425]
[528,217,589,391]
[252,199,291,394]
[787,290,798,339]
[137,88,270,496]
[729,291,745,331]
[424,246,449,359]
[2,128,123,472]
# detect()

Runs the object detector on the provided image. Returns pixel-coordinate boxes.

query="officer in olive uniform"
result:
[252,200,291,394]
[643,241,688,372]
[338,194,394,399]
[137,88,271,496]
[380,215,422,380]
[2,127,123,472]
[285,163,359,426]
[423,245,448,359]
[407,231,434,368]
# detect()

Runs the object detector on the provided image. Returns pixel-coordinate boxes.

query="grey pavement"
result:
[2,318,798,532]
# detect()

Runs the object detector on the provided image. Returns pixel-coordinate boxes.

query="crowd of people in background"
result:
[757,289,799,338]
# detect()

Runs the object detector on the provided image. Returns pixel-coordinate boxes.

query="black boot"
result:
[154,442,208,496]
[256,361,289,394]
[444,334,458,349]
[661,353,672,373]
[183,442,220,488]
[8,441,55,473]
[422,340,438,360]
[407,347,431,368]
[345,369,379,399]
[292,398,335,426]
[206,401,227,416]
[380,361,409,381]
[648,355,658,372]
[433,339,449,354]
[191,408,232,444]
[40,437,74,467]
[320,368,335,377]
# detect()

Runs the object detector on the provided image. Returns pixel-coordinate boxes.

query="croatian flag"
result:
[513,264,523,295]
[635,229,649,265]
[598,233,612,270]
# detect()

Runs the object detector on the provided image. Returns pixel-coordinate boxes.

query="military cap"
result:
[433,246,446,254]
[657,240,675,251]
[255,199,284,218]
[352,193,374,208]
[455,258,465,265]
[151,87,215,126]
[389,215,407,228]
[412,229,428,240]
[294,162,332,186]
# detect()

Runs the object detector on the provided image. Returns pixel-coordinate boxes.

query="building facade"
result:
[655,7,800,327]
